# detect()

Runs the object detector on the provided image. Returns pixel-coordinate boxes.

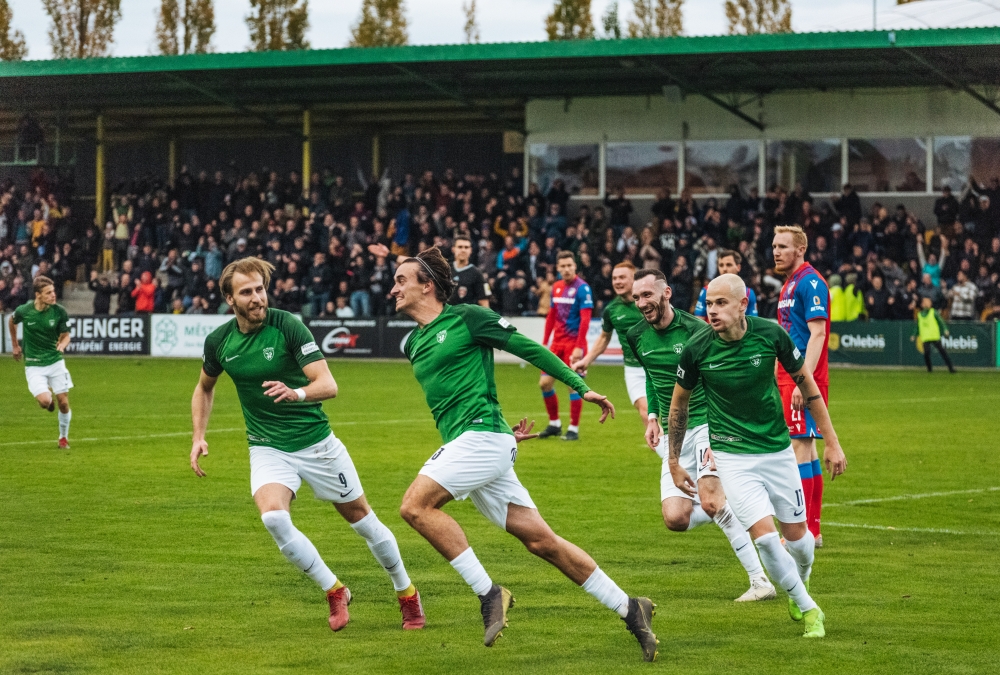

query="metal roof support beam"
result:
[639,58,765,131]
[897,47,1000,120]
[390,64,507,126]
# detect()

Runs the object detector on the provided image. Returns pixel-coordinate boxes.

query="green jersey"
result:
[625,308,709,431]
[405,304,590,444]
[601,296,645,367]
[202,308,329,452]
[12,301,69,367]
[676,316,805,455]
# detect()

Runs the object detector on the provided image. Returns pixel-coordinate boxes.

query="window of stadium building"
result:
[933,136,1000,192]
[847,138,927,193]
[605,142,680,196]
[765,140,841,193]
[528,144,599,196]
[683,140,759,195]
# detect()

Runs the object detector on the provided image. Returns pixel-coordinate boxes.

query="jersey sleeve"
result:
[459,305,517,349]
[12,304,24,324]
[693,287,707,317]
[578,283,594,310]
[675,343,701,391]
[798,274,829,321]
[56,306,70,334]
[774,324,806,374]
[601,304,614,334]
[746,288,758,317]
[504,332,590,395]
[279,312,324,369]
[202,331,224,378]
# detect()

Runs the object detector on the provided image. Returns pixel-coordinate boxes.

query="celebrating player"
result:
[391,247,659,661]
[773,226,831,545]
[668,274,847,638]
[693,249,758,321]
[570,261,649,426]
[189,258,425,633]
[538,251,594,441]
[9,275,74,448]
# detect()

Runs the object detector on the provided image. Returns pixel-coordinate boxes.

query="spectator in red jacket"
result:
[132,270,156,313]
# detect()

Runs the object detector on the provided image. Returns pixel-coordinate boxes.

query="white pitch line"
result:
[824,521,998,536]
[825,487,1000,507]
[0,418,432,447]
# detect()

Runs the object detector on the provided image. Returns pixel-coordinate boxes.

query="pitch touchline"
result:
[825,487,1000,507]
[824,521,998,536]
[0,418,432,447]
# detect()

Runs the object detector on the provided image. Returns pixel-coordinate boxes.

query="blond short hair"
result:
[220,258,275,297]
[773,225,808,249]
[33,275,55,295]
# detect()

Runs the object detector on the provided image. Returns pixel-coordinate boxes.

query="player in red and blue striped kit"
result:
[538,252,594,441]
[773,226,846,548]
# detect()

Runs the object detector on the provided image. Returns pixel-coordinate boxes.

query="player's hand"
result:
[367,243,390,258]
[824,442,847,481]
[12,346,22,361]
[569,357,588,375]
[570,348,584,364]
[263,381,300,403]
[583,390,615,423]
[669,460,697,498]
[190,440,209,477]
[512,418,539,442]
[645,417,663,452]
[791,387,805,412]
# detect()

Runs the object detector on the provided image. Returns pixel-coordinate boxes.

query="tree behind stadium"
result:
[628,0,683,38]
[462,0,480,44]
[724,0,792,35]
[350,0,408,47]
[246,0,310,51]
[156,0,216,55]
[42,0,122,59]
[0,0,27,61]
[546,0,595,40]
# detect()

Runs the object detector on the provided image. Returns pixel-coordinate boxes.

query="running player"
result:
[190,258,425,633]
[9,275,73,448]
[538,251,593,441]
[773,226,830,545]
[570,261,648,426]
[391,247,658,661]
[626,269,775,602]
[668,274,847,638]
[450,235,492,307]
[693,249,758,321]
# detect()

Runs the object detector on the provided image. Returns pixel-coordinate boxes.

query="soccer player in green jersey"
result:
[9,275,74,448]
[625,270,775,602]
[390,247,659,661]
[668,274,848,638]
[570,261,649,426]
[190,258,426,633]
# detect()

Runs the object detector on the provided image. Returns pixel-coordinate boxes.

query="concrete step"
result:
[61,281,101,315]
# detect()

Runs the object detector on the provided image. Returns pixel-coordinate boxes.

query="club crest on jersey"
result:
[263,347,274,361]
[568,288,576,297]
[49,319,55,326]
[436,329,447,343]
[750,354,761,367]
[673,343,684,354]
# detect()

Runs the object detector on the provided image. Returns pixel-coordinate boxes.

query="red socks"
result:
[809,459,823,538]
[543,389,560,423]
[569,395,582,427]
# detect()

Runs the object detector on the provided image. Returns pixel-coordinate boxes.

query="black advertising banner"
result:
[64,315,150,355]
[306,318,379,358]
[380,318,418,359]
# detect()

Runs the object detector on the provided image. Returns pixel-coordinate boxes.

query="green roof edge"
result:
[1,27,999,79]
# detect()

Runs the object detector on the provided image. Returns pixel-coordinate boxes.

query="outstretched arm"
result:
[191,369,218,477]
[572,330,611,372]
[788,367,847,480]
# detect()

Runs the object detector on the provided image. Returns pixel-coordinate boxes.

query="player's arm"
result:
[572,330,611,372]
[666,384,697,497]
[191,368,218,477]
[644,372,662,452]
[8,313,21,361]
[571,307,592,361]
[263,359,338,403]
[56,332,70,353]
[542,304,555,347]
[788,367,847,480]
[790,319,827,411]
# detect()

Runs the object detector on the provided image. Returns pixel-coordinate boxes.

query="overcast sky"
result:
[5,0,993,60]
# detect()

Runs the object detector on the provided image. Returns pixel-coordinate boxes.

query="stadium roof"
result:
[2,27,1000,137]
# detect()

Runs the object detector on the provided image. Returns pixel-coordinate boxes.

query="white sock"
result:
[582,567,630,618]
[567,424,579,434]
[756,532,817,612]
[784,530,815,583]
[58,409,72,439]
[449,547,494,596]
[686,504,714,530]
[350,510,411,592]
[713,503,766,581]
[548,419,562,428]
[261,510,337,591]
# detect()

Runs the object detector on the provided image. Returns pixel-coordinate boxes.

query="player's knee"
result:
[37,394,52,408]
[399,498,424,527]
[523,532,560,559]
[661,505,689,532]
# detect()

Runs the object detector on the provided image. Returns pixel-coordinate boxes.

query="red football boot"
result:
[326,586,351,632]
[398,589,426,630]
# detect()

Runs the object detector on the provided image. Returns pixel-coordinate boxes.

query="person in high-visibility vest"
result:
[911,296,956,373]
[828,274,846,321]
[843,273,864,321]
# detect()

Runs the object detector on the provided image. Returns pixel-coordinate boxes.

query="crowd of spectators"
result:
[2,164,1000,323]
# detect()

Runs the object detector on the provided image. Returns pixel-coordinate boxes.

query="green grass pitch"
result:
[1,358,999,674]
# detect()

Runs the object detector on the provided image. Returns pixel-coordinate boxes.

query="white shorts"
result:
[249,433,363,503]
[419,430,536,530]
[25,361,73,398]
[656,423,717,502]
[624,366,647,405]
[712,446,806,530]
